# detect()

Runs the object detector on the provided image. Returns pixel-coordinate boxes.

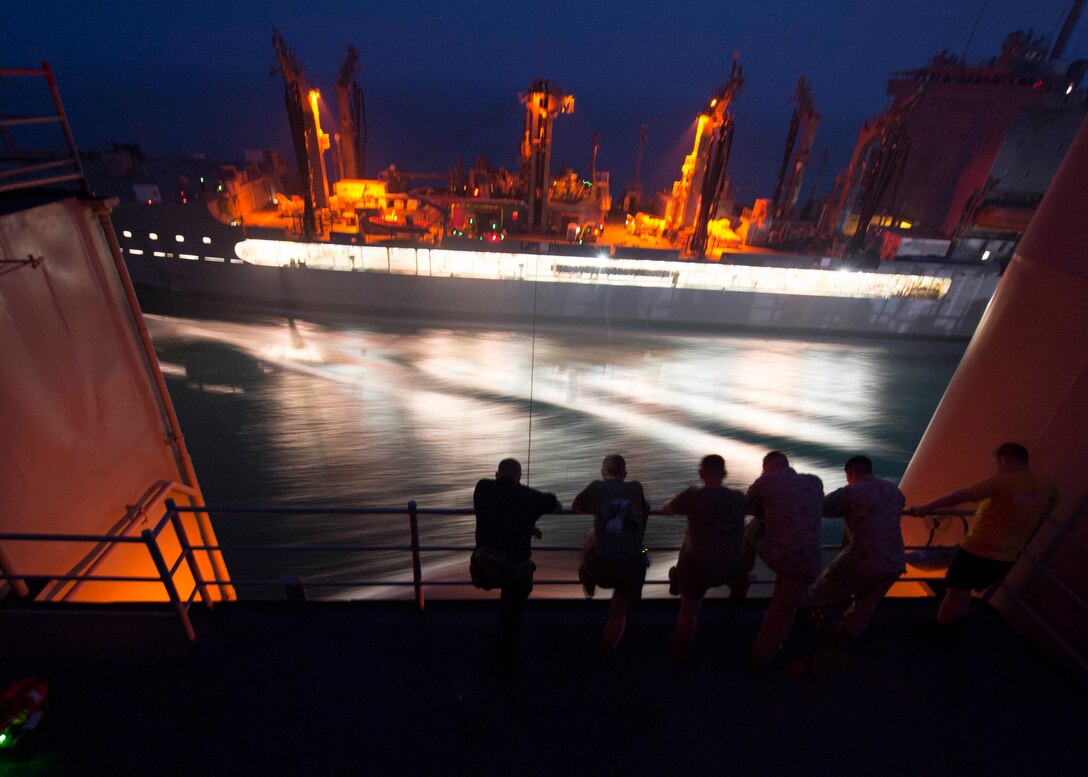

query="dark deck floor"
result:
[1,596,1085,776]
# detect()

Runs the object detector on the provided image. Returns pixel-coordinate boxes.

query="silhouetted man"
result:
[662,454,747,660]
[808,455,905,640]
[472,458,561,675]
[744,451,824,670]
[908,442,1058,632]
[573,454,650,657]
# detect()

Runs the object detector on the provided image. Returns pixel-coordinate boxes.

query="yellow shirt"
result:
[961,472,1059,562]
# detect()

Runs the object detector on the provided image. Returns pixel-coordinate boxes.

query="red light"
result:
[511,211,518,221]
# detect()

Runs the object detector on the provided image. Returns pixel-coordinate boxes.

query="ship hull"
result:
[113,205,999,340]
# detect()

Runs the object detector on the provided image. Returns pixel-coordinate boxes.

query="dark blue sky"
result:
[8,1,1087,201]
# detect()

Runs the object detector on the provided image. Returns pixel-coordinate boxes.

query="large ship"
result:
[103,24,1088,341]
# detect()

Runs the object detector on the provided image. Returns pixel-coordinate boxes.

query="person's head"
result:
[844,455,873,484]
[495,458,522,483]
[699,454,726,485]
[601,454,627,480]
[993,442,1030,472]
[762,450,789,474]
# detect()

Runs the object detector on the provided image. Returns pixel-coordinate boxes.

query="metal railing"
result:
[1,499,970,645]
[0,63,89,197]
[991,513,1088,674]
[0,499,214,644]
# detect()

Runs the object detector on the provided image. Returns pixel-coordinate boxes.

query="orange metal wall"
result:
[899,120,1088,674]
[0,198,206,599]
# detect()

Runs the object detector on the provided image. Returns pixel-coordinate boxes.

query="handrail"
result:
[0,500,974,645]
[0,62,90,197]
[49,480,200,603]
[0,492,213,644]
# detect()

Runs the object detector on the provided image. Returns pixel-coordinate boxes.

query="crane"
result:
[673,56,744,259]
[335,45,366,181]
[772,76,820,221]
[819,93,917,257]
[272,28,330,239]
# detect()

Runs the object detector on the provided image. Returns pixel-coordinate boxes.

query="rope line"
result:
[526,260,540,485]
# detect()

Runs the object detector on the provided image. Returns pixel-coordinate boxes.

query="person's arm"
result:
[571,483,595,514]
[472,480,487,513]
[1046,484,1060,514]
[532,489,561,516]
[745,478,764,518]
[635,482,650,517]
[532,492,561,540]
[822,486,848,518]
[907,489,972,516]
[662,487,692,516]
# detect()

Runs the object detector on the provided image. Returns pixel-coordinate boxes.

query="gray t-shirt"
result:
[670,485,747,577]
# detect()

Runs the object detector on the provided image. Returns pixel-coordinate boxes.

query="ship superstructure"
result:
[820,7,1088,263]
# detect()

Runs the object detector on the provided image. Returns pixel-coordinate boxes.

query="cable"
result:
[962,0,989,61]
[525,261,539,485]
[408,99,520,168]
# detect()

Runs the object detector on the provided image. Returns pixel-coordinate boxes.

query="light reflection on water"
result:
[146,314,964,598]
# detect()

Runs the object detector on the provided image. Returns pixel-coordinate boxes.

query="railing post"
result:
[166,499,214,611]
[0,545,29,598]
[279,575,309,602]
[408,501,425,611]
[142,528,197,645]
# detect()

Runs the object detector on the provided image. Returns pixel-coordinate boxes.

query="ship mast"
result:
[519,80,574,232]
[1051,0,1086,60]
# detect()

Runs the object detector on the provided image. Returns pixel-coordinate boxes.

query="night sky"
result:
[8,1,1087,201]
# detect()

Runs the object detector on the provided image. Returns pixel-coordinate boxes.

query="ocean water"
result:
[147,313,966,598]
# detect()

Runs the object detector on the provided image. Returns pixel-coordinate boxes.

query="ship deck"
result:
[1,597,1084,775]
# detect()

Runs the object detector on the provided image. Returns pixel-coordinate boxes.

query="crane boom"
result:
[272,28,330,239]
[772,76,820,220]
[336,45,366,180]
[685,57,744,259]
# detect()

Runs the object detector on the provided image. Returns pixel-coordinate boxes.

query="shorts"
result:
[669,559,727,600]
[945,547,1013,591]
[580,538,646,600]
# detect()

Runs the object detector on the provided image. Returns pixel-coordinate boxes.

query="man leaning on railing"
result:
[803,455,906,644]
[907,442,1059,641]
[471,458,561,679]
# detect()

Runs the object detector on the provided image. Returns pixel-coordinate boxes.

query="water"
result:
[146,313,966,598]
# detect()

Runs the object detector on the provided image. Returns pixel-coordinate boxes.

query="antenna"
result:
[962,0,989,61]
[538,0,546,78]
